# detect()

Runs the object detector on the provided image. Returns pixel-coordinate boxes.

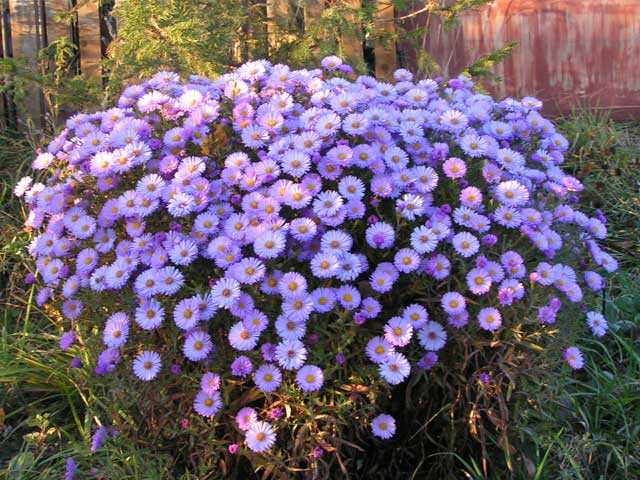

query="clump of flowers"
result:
[16,56,616,458]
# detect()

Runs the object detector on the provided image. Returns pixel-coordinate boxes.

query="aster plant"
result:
[15,55,617,473]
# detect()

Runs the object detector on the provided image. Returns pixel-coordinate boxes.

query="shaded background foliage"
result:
[0,1,638,478]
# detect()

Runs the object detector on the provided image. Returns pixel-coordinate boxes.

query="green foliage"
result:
[8,4,639,480]
[105,0,247,82]
[559,113,640,270]
[463,41,518,81]
[2,114,639,478]
[0,39,101,131]
[437,0,493,29]
[0,0,518,131]
[506,115,640,479]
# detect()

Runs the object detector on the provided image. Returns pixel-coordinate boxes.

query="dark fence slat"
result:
[45,0,70,45]
[8,0,44,125]
[341,0,363,68]
[77,0,100,80]
[374,0,396,81]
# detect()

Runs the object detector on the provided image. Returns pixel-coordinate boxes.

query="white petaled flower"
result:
[371,414,396,439]
[254,364,282,393]
[228,321,259,351]
[295,365,324,392]
[183,330,213,361]
[245,421,276,453]
[132,350,161,381]
[417,321,448,351]
[379,352,411,385]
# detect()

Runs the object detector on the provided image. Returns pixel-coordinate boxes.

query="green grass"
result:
[494,112,640,479]
[1,112,639,479]
[516,113,640,479]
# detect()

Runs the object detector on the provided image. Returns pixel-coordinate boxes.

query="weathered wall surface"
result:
[400,0,640,119]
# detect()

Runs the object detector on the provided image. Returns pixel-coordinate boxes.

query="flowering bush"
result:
[16,56,616,468]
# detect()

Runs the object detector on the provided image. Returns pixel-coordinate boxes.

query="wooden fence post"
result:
[266,0,288,53]
[301,0,323,60]
[0,3,7,124]
[8,0,44,126]
[374,0,396,80]
[341,0,363,69]
[45,0,71,45]
[303,0,323,28]
[77,0,101,80]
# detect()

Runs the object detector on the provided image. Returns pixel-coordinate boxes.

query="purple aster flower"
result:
[230,355,253,377]
[275,339,307,371]
[417,321,447,351]
[495,180,530,206]
[370,268,395,293]
[365,222,395,249]
[371,414,396,439]
[563,346,584,369]
[200,372,221,393]
[64,458,77,480]
[537,305,558,324]
[183,330,213,361]
[103,312,130,348]
[261,343,277,362]
[379,352,411,385]
[295,365,324,392]
[447,310,469,329]
[477,307,502,331]
[90,426,107,452]
[441,292,466,315]
[466,268,492,295]
[59,331,75,351]
[584,271,604,291]
[384,316,413,347]
[132,350,161,381]
[254,363,282,393]
[245,421,276,453]
[418,351,438,370]
[482,234,498,246]
[95,347,120,375]
[210,277,241,309]
[194,390,222,417]
[361,297,381,319]
[440,109,468,132]
[586,311,608,337]
[321,55,343,70]
[442,157,467,178]
[451,231,480,258]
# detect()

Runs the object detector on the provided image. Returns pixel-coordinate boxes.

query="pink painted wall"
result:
[399,0,640,119]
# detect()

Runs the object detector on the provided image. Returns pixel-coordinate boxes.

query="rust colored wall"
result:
[399,0,640,119]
